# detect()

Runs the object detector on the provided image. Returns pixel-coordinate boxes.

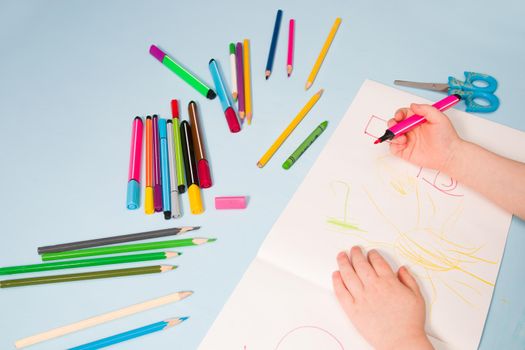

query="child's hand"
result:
[332,246,433,350]
[388,103,463,173]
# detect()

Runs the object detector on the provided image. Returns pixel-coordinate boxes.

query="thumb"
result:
[410,103,447,124]
[398,266,421,296]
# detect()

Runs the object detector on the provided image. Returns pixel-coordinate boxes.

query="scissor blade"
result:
[394,80,449,92]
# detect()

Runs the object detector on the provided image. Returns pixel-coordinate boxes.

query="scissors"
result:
[394,71,500,113]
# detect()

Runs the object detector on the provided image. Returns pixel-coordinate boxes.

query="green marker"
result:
[171,100,186,193]
[150,44,216,100]
[282,121,328,170]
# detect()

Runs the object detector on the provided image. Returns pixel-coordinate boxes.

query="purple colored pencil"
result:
[152,115,163,212]
[235,42,245,119]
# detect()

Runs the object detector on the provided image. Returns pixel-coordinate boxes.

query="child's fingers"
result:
[367,250,394,277]
[410,103,445,124]
[332,271,355,308]
[336,251,363,297]
[391,134,407,145]
[394,108,410,122]
[387,118,396,128]
[398,266,422,297]
[350,246,377,285]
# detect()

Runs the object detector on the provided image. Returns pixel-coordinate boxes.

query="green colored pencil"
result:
[0,265,175,288]
[42,238,216,261]
[0,251,180,276]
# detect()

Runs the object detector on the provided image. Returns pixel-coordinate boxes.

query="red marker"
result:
[374,94,461,144]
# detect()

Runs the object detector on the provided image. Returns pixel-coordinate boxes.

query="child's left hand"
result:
[332,246,433,350]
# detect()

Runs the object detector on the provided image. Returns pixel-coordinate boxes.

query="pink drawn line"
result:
[416,168,463,197]
[274,325,345,350]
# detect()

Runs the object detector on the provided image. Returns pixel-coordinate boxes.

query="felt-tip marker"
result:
[180,121,204,214]
[126,117,143,210]
[152,115,163,212]
[158,119,171,219]
[375,94,461,144]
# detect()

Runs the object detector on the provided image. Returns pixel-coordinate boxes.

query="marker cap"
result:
[126,180,141,210]
[188,185,204,215]
[197,159,212,188]
[145,187,154,214]
[149,44,166,62]
[224,107,241,133]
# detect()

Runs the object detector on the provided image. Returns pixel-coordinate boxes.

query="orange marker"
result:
[144,116,154,214]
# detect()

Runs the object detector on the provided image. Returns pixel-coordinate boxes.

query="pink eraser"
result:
[198,159,212,188]
[224,107,241,133]
[215,196,247,210]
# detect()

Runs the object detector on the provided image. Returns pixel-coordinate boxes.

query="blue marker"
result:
[209,59,240,133]
[158,119,171,219]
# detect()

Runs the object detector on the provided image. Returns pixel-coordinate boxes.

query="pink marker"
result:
[126,117,143,210]
[287,19,295,77]
[374,94,461,144]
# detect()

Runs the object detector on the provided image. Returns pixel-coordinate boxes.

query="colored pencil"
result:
[15,291,193,348]
[149,44,216,100]
[305,17,341,90]
[257,89,324,168]
[0,265,175,288]
[235,42,245,119]
[265,9,283,80]
[243,39,253,125]
[229,43,238,101]
[171,100,186,194]
[0,252,180,275]
[37,226,199,254]
[287,19,295,77]
[42,238,216,261]
[166,120,181,218]
[68,317,188,350]
[144,116,154,214]
[189,101,212,188]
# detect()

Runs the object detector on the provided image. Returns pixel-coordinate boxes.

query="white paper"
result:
[200,80,525,350]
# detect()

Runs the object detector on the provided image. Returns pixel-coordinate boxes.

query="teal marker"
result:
[282,121,328,170]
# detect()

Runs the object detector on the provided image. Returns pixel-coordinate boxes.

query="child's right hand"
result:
[388,103,463,173]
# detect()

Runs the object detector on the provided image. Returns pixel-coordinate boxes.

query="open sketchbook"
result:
[200,80,525,350]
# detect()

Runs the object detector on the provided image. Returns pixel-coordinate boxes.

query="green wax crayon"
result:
[282,121,328,170]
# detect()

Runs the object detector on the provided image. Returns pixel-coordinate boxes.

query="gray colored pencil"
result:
[37,226,200,254]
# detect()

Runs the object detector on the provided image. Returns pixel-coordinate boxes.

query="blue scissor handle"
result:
[448,71,498,93]
[449,89,500,113]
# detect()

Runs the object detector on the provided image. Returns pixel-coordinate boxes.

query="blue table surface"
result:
[1,1,524,349]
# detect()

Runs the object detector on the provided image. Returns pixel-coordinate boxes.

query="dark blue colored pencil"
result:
[265,9,283,80]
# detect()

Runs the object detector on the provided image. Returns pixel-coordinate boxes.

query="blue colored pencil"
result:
[68,317,188,350]
[265,9,283,80]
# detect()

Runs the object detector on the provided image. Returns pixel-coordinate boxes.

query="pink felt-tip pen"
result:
[152,115,163,212]
[287,19,295,77]
[374,94,461,144]
[126,117,143,210]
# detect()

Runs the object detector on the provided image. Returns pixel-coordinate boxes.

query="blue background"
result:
[1,0,524,349]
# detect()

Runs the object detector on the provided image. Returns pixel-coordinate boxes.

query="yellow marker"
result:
[145,188,154,214]
[188,184,204,215]
[243,39,253,125]
[257,89,324,168]
[305,17,342,90]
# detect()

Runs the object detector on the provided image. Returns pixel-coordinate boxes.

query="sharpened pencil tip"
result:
[305,81,312,90]
[179,291,193,299]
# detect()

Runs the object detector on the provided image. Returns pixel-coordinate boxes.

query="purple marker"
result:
[152,115,163,212]
[235,42,245,119]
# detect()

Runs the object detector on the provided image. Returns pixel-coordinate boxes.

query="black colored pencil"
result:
[37,226,200,254]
